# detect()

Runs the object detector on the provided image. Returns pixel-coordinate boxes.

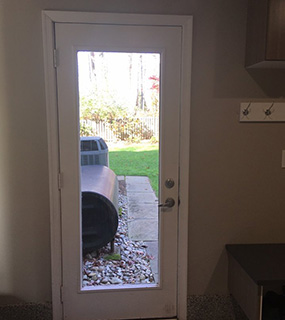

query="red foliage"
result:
[149,75,159,92]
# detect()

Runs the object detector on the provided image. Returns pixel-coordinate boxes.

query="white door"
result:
[55,21,182,320]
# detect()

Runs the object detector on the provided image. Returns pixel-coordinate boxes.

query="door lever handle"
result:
[158,197,175,208]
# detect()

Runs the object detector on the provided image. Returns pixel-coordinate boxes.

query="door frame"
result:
[42,11,192,320]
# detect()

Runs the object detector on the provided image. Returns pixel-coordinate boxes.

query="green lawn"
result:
[109,143,159,195]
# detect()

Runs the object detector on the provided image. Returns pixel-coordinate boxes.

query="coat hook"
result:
[264,102,274,116]
[242,102,251,116]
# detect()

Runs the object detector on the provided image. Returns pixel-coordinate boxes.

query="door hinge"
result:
[58,172,63,190]
[60,285,64,304]
[53,49,58,68]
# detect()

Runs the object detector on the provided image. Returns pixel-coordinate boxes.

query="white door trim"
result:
[42,11,192,320]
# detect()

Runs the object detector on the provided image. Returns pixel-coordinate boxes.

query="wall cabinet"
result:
[246,0,285,68]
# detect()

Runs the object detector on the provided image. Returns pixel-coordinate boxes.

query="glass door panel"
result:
[77,52,160,289]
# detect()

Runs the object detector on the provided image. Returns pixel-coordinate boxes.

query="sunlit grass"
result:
[109,142,159,195]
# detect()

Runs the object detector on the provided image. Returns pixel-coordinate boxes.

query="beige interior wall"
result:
[0,0,285,303]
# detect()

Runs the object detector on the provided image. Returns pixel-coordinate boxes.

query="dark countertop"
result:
[226,244,285,286]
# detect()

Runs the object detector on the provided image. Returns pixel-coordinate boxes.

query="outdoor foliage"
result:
[80,94,128,123]
[78,52,160,142]
[148,75,159,115]
[80,94,158,142]
[111,117,154,142]
[80,122,94,137]
[80,117,158,143]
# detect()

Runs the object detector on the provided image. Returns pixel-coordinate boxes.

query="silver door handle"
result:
[158,197,175,208]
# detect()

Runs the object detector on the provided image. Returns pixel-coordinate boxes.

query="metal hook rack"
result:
[240,102,285,122]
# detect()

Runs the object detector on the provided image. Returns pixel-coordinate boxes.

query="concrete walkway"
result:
[126,176,158,241]
[125,176,159,282]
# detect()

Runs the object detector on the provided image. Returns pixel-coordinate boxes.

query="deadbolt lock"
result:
[165,178,175,189]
